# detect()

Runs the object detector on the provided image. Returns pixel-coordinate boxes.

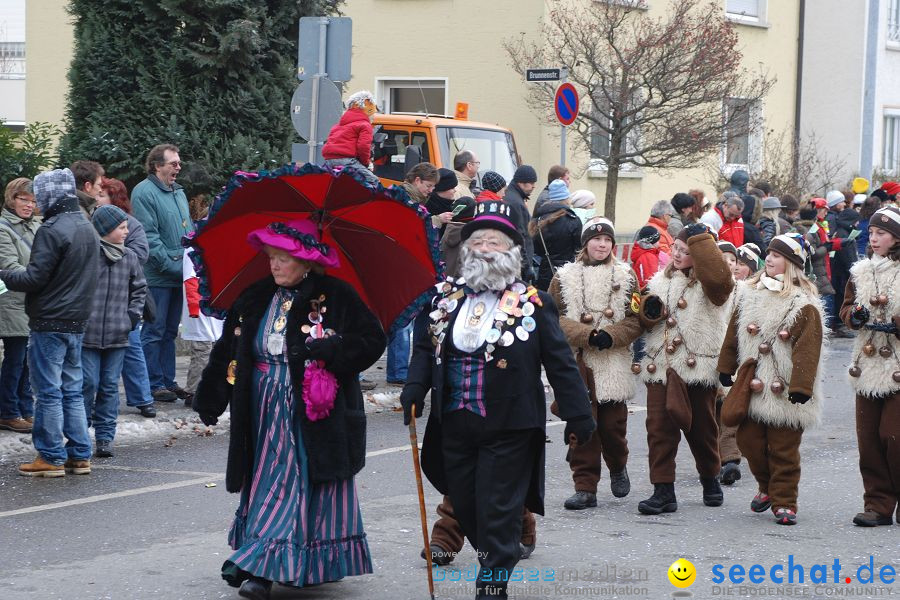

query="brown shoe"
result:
[853,510,893,527]
[18,455,65,477]
[24,416,33,424]
[0,417,33,433]
[64,458,91,475]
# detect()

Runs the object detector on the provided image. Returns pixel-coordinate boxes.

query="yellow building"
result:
[24,0,799,233]
[345,0,800,232]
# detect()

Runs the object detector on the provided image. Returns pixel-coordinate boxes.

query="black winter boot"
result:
[718,460,741,485]
[238,576,272,600]
[564,490,597,510]
[637,483,677,515]
[610,467,631,498]
[701,477,724,506]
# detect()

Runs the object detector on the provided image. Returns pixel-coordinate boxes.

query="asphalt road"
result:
[0,337,897,600]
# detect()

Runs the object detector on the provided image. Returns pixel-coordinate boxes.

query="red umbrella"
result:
[185,163,441,334]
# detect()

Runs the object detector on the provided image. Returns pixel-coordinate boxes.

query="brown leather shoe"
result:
[853,510,893,527]
[0,417,33,433]
[64,458,91,475]
[18,455,65,477]
[24,416,33,424]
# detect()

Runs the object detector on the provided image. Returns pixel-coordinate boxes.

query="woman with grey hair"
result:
[644,199,675,255]
[0,178,40,434]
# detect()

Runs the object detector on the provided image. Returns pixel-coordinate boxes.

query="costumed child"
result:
[321,90,381,187]
[549,217,642,509]
[636,223,735,514]
[716,242,764,486]
[718,233,824,526]
[714,240,743,487]
[840,206,900,527]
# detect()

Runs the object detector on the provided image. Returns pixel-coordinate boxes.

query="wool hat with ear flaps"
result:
[460,200,523,247]
[767,233,811,270]
[736,243,763,272]
[871,205,900,239]
[581,217,615,247]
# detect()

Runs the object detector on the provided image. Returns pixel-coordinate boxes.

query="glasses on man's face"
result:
[468,161,481,166]
[469,238,507,251]
[166,161,182,168]
[14,196,36,205]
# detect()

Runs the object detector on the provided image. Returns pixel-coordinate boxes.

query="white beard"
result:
[460,245,522,292]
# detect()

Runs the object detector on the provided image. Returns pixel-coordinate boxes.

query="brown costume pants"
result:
[569,400,629,492]
[856,392,900,518]
[431,496,536,553]
[736,418,803,512]
[715,393,742,464]
[646,383,720,483]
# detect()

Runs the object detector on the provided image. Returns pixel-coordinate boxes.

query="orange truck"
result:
[371,113,521,188]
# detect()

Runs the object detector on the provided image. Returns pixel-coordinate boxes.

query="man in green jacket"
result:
[131,144,194,403]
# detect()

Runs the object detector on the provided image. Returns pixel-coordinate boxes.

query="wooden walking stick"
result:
[409,413,436,600]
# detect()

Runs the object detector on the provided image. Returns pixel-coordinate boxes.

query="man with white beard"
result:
[402,200,594,599]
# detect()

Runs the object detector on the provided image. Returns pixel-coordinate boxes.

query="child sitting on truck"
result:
[322,90,381,187]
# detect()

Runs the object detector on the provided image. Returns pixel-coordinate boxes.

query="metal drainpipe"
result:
[793,0,806,179]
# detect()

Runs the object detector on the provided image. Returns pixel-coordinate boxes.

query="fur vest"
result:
[641,269,731,386]
[557,260,637,402]
[848,257,900,397]
[736,284,825,430]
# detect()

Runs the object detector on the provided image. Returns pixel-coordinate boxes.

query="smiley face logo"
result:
[668,558,696,588]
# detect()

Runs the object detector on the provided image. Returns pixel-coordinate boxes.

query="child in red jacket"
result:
[631,226,664,290]
[322,90,380,187]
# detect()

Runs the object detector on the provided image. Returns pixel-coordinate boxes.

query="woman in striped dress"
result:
[194,218,387,600]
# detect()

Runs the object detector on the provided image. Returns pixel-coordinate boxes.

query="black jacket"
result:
[408,282,591,515]
[530,201,582,291]
[0,195,99,333]
[503,183,536,281]
[193,273,387,492]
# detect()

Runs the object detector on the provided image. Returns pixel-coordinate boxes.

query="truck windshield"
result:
[436,126,519,183]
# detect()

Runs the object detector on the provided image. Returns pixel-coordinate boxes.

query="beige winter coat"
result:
[549,258,642,402]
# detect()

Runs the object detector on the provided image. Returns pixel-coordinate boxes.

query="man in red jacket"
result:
[700,191,745,246]
[322,91,381,187]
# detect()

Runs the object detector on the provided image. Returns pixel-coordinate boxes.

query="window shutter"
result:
[726,0,759,17]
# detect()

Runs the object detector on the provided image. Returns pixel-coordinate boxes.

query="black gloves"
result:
[588,330,612,350]
[129,313,140,331]
[719,372,734,388]
[198,412,218,426]
[643,295,663,320]
[564,416,595,446]
[789,392,810,404]
[305,334,342,364]
[400,383,427,425]
[849,304,870,328]
[684,223,708,239]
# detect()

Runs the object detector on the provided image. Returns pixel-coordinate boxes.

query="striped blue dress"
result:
[222,288,372,587]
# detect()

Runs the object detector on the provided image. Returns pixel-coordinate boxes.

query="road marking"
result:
[90,465,220,477]
[0,475,223,518]
[2,411,650,518]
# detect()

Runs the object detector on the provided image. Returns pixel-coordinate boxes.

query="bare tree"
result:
[705,128,849,201]
[504,0,775,221]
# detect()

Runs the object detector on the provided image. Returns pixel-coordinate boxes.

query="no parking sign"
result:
[555,83,579,126]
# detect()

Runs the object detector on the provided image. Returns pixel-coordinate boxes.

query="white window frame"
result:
[888,0,900,46]
[374,78,449,116]
[725,0,768,27]
[721,97,763,175]
[882,109,900,175]
[0,41,25,80]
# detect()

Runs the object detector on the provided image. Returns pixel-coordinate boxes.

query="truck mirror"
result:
[404,145,422,174]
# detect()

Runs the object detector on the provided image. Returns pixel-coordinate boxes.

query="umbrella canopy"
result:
[186,163,441,334]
